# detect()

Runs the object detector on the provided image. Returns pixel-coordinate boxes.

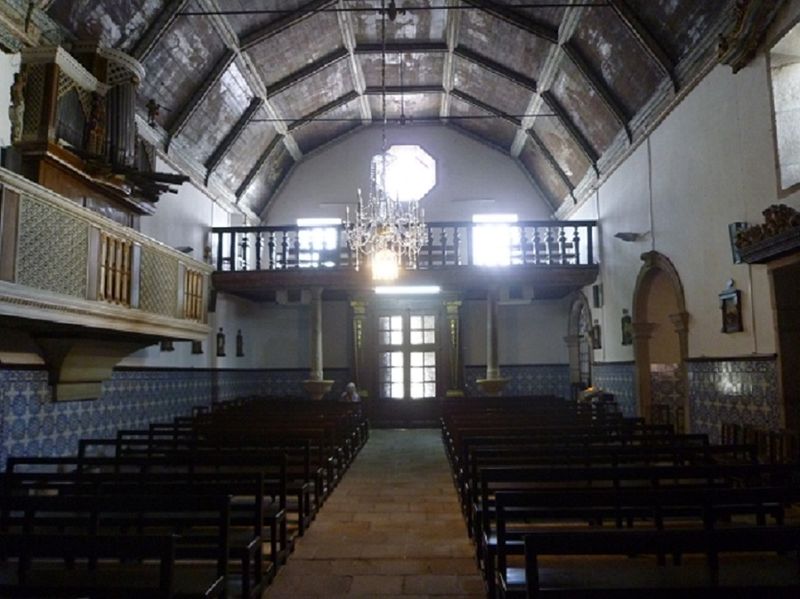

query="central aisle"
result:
[263,429,484,598]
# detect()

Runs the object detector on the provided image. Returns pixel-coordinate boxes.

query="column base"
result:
[476,378,510,395]
[445,389,465,398]
[302,379,334,400]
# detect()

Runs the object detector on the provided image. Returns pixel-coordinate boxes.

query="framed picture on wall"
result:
[719,282,743,333]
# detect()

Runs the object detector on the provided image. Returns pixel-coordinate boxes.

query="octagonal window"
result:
[372,144,436,202]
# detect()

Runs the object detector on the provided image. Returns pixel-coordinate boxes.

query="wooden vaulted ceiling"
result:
[42,0,736,218]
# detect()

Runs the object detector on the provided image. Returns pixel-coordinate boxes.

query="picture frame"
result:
[719,282,743,333]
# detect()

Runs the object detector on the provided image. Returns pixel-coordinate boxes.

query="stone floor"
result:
[262,428,484,598]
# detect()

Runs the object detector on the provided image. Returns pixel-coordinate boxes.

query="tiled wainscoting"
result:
[687,357,781,443]
[592,362,637,417]
[0,367,351,463]
[464,364,570,399]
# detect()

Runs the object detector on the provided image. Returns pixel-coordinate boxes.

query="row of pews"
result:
[0,396,368,598]
[441,396,800,598]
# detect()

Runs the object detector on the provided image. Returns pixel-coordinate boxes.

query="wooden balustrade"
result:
[212,220,597,273]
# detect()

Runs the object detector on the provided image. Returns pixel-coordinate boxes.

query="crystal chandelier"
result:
[345,0,425,281]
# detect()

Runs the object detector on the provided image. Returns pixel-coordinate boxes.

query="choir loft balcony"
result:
[211,221,599,301]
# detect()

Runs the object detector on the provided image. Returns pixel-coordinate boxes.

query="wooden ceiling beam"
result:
[461,0,559,43]
[287,91,361,131]
[236,135,283,200]
[453,46,538,92]
[240,0,337,50]
[608,0,678,91]
[450,89,521,128]
[364,85,445,95]
[205,97,264,184]
[540,91,599,172]
[440,0,462,120]
[354,41,450,54]
[131,0,190,61]
[336,0,372,124]
[527,130,577,202]
[266,48,350,97]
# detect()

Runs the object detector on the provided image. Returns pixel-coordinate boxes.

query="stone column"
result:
[445,300,464,397]
[303,287,333,400]
[477,287,508,394]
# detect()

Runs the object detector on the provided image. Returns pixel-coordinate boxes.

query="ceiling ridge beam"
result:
[196,0,303,167]
[204,97,264,184]
[336,0,372,125]
[355,41,449,53]
[511,2,584,157]
[561,43,631,142]
[266,48,349,97]
[131,0,190,61]
[440,0,462,119]
[527,130,577,201]
[453,45,538,92]
[167,49,236,145]
[608,0,678,92]
[287,90,361,131]
[240,0,337,50]
[462,0,558,43]
[365,85,445,95]
[450,88,521,127]
[540,91,599,173]
[236,134,284,200]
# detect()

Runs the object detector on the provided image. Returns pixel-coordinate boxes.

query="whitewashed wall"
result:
[264,125,553,224]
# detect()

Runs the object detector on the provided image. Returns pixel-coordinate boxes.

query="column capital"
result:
[632,321,657,340]
[350,299,367,316]
[668,311,689,333]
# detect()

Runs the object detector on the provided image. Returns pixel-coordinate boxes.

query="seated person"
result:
[339,382,360,402]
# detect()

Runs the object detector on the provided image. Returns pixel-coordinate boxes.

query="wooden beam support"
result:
[167,49,236,145]
[453,46,537,92]
[462,0,558,43]
[287,91,360,131]
[266,48,349,97]
[527,130,577,201]
[540,91,599,172]
[450,89,521,127]
[205,97,264,184]
[440,0,461,120]
[608,0,678,91]
[364,85,445,95]
[131,0,190,61]
[336,0,372,124]
[354,41,449,54]
[236,134,283,200]
[240,0,337,50]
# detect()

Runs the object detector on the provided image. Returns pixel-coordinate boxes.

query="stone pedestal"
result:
[476,378,510,395]
[303,379,334,400]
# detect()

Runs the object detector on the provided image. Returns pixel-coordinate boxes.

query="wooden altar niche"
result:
[737,205,800,436]
[11,43,185,228]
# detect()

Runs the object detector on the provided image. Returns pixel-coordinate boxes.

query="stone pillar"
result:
[632,321,657,420]
[477,288,508,394]
[445,300,464,397]
[303,287,333,400]
[350,299,367,396]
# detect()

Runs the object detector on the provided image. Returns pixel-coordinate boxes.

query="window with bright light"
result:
[377,311,437,399]
[296,218,340,267]
[472,214,520,266]
[373,144,436,202]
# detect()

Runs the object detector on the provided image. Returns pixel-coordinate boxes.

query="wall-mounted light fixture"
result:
[614,231,649,242]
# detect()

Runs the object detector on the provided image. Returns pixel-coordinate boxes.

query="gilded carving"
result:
[735,204,800,250]
[9,70,26,143]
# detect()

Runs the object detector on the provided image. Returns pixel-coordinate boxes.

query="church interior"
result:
[1,0,800,597]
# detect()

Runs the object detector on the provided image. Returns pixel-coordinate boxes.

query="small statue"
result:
[236,329,244,357]
[216,327,226,357]
[9,70,27,144]
[85,93,106,156]
[146,99,160,127]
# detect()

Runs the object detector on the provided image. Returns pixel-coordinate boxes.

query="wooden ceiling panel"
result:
[548,58,620,157]
[624,0,727,63]
[368,93,442,121]
[47,0,165,52]
[177,62,254,164]
[458,8,552,82]
[139,4,227,130]
[270,60,354,121]
[352,0,447,43]
[453,56,531,117]
[489,0,566,30]
[292,100,362,154]
[360,52,445,87]
[531,117,592,187]
[519,138,570,208]
[225,0,307,38]
[216,110,278,192]
[245,10,343,87]
[449,97,517,151]
[240,144,294,215]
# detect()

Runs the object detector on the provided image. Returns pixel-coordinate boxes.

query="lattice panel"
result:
[22,64,45,140]
[57,71,75,99]
[139,248,178,318]
[17,198,88,298]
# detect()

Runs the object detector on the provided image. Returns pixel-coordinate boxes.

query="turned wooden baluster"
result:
[572,227,581,265]
[293,232,301,268]
[239,234,249,270]
[453,227,461,265]
[255,233,263,270]
[268,232,276,269]
[533,227,541,265]
[440,228,448,266]
[559,227,568,264]
[280,232,289,269]
[229,232,237,272]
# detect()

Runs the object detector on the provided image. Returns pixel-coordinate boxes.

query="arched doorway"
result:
[632,252,690,431]
[566,292,593,398]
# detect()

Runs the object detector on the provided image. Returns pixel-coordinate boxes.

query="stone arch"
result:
[632,251,690,430]
[565,291,593,396]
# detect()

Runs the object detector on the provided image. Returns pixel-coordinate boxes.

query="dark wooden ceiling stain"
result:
[270,60,353,120]
[458,8,552,82]
[449,96,517,151]
[245,10,342,87]
[292,100,362,154]
[531,116,592,187]
[47,0,164,52]
[225,0,308,38]
[571,7,663,117]
[360,53,445,87]
[548,58,619,157]
[519,138,570,207]
[139,7,227,130]
[178,62,254,164]
[625,0,727,62]
[216,112,278,192]
[368,93,442,120]
[453,56,532,116]
[352,0,447,43]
